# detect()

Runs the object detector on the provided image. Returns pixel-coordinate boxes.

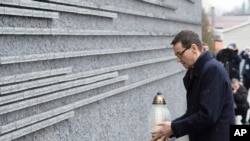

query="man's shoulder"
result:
[205,57,224,69]
[202,58,227,76]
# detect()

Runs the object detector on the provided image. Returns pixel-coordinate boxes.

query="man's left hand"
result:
[151,121,173,141]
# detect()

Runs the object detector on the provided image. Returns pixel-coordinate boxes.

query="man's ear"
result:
[191,44,199,52]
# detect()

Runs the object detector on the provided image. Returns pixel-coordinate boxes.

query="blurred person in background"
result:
[231,78,250,124]
[240,47,250,91]
[216,43,241,80]
[202,42,209,51]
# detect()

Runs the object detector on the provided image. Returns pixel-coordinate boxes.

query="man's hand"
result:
[151,121,173,141]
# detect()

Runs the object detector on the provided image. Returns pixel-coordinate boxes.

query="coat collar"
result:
[191,51,214,77]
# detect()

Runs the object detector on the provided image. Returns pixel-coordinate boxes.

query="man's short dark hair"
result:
[171,30,202,51]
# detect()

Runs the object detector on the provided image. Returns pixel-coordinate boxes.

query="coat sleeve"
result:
[171,65,232,137]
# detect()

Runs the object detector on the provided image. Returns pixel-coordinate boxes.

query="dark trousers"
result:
[235,108,249,124]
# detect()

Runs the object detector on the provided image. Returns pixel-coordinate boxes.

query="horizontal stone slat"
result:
[0,7,59,18]
[0,75,129,115]
[46,0,98,8]
[0,72,119,105]
[0,0,20,6]
[1,0,117,18]
[141,0,177,10]
[0,67,72,85]
[0,111,74,141]
[0,105,74,134]
[0,27,174,36]
[0,46,166,64]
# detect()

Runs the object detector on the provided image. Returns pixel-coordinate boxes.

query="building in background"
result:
[203,0,250,53]
[214,16,250,52]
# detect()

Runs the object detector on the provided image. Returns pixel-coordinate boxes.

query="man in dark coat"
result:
[152,30,235,141]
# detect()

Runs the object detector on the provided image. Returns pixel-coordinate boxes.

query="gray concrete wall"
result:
[0,0,201,141]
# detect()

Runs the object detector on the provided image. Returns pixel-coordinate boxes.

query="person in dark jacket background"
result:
[216,43,241,80]
[151,30,235,141]
[240,47,250,91]
[231,78,250,124]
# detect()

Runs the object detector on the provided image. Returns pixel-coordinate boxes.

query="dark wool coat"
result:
[171,52,235,141]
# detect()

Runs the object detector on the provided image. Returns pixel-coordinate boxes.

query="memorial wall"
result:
[0,0,201,140]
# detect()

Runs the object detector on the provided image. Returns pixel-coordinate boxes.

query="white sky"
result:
[209,0,245,12]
